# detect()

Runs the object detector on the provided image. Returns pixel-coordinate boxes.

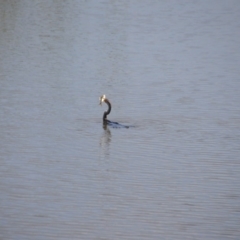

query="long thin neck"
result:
[103,98,111,120]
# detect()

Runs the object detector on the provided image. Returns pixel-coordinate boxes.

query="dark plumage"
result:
[99,94,129,128]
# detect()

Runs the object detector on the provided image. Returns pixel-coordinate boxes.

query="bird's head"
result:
[99,94,106,105]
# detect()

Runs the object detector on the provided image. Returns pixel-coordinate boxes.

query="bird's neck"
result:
[103,99,111,120]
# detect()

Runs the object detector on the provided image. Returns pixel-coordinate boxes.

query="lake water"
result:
[1,1,240,239]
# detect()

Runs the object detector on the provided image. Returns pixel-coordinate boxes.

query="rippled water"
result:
[1,1,240,239]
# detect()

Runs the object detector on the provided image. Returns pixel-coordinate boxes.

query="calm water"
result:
[1,1,240,239]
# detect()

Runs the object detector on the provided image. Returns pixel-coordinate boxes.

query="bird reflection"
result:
[99,126,111,159]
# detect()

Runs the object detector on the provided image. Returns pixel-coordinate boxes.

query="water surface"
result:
[0,1,240,239]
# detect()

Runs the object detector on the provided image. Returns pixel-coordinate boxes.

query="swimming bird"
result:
[99,94,129,128]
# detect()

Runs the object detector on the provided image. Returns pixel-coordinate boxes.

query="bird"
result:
[99,94,129,128]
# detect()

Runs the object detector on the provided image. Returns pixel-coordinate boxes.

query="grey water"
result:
[1,1,240,239]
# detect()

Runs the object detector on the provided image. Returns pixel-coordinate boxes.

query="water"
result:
[1,1,240,239]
